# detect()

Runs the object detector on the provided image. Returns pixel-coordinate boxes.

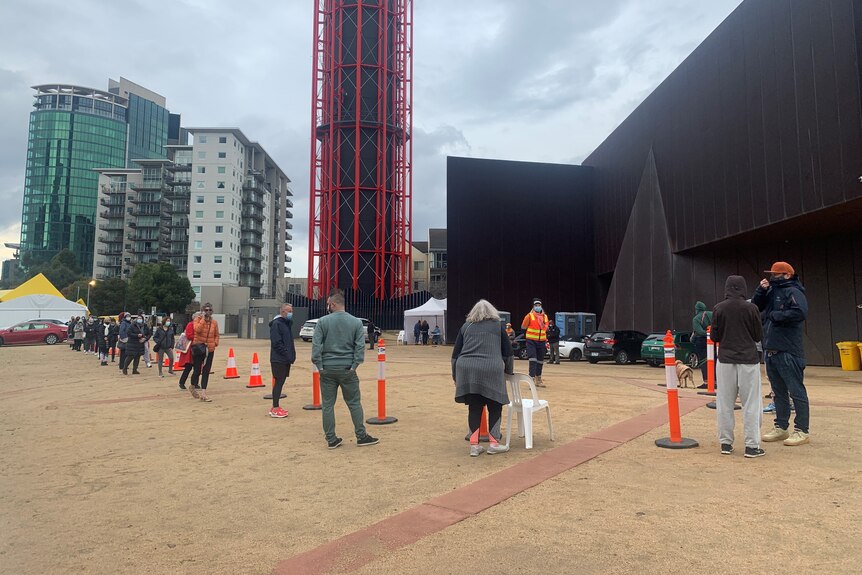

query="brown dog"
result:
[675,360,695,388]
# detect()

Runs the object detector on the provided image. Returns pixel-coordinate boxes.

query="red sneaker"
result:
[269,407,288,418]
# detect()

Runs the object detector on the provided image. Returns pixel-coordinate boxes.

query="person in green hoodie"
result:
[311,290,379,450]
[692,301,713,387]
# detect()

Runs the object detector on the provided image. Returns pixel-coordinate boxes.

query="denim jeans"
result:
[320,367,368,441]
[765,351,809,433]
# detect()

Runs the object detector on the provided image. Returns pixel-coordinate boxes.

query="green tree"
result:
[62,277,128,316]
[27,249,84,291]
[127,262,195,314]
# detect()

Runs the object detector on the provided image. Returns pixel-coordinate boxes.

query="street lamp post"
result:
[86,279,96,309]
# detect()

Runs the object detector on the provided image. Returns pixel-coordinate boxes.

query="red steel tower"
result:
[308,0,413,299]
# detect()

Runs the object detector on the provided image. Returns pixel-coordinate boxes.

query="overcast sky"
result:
[0,0,744,271]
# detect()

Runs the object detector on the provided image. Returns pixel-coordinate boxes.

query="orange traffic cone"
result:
[224,348,240,379]
[163,354,171,368]
[246,352,264,388]
[173,352,183,371]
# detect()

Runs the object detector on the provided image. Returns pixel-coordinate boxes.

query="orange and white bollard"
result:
[303,364,322,411]
[698,327,717,397]
[367,338,397,425]
[656,330,699,449]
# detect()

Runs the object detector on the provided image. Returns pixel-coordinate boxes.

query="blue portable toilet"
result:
[555,312,596,339]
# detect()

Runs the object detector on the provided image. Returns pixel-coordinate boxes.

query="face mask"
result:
[534,306,542,313]
[286,312,293,320]
[136,319,143,324]
[165,322,171,327]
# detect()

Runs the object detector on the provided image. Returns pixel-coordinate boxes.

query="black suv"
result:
[584,330,648,364]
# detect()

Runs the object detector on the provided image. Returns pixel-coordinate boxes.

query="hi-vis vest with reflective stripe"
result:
[523,312,548,342]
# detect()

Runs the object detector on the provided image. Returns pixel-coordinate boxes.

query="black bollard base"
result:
[302,404,322,411]
[655,437,699,449]
[698,391,717,396]
[367,416,397,425]
[264,393,287,400]
[706,401,741,410]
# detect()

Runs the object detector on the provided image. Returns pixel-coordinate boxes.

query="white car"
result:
[299,319,318,342]
[558,336,586,361]
[299,317,372,342]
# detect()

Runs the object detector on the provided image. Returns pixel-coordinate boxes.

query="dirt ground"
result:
[1,335,861,574]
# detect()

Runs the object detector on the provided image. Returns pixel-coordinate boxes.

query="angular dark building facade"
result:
[448,0,862,365]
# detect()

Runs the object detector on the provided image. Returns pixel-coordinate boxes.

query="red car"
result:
[0,321,68,346]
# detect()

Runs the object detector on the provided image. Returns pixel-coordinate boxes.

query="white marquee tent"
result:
[0,294,87,329]
[403,298,447,344]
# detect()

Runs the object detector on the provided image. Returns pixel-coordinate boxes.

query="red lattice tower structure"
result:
[308,0,413,299]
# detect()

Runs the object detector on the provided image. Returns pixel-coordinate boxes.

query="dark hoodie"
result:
[692,301,712,337]
[711,276,763,364]
[751,275,808,358]
[269,315,296,365]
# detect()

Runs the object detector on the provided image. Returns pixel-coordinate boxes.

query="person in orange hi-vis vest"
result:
[521,298,549,387]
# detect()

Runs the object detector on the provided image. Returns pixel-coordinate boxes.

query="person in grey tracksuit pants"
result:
[711,275,765,456]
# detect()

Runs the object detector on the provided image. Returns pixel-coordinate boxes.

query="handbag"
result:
[191,343,207,359]
[175,333,191,354]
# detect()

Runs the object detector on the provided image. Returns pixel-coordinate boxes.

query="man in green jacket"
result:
[693,301,713,387]
[311,290,379,449]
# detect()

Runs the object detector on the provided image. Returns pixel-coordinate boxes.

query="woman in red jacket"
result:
[177,312,201,398]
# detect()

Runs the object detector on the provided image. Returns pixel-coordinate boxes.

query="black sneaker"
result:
[720,444,733,455]
[178,385,187,391]
[327,437,343,449]
[744,447,766,458]
[697,383,708,389]
[357,434,379,447]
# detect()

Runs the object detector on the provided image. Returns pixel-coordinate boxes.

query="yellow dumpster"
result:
[836,342,861,371]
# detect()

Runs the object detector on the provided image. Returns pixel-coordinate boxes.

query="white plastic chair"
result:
[396,330,405,345]
[505,373,555,449]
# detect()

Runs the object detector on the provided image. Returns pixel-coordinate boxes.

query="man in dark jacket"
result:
[692,301,713,386]
[751,261,810,447]
[546,320,561,364]
[712,276,764,458]
[268,304,296,418]
[123,315,148,375]
[367,320,378,350]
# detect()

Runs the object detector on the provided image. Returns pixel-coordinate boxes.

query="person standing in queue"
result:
[521,298,549,387]
[268,304,296,418]
[191,304,220,402]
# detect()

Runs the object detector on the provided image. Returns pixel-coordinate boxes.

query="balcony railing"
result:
[241,237,263,248]
[100,210,124,219]
[240,264,263,275]
[241,208,265,222]
[98,222,124,232]
[242,191,264,208]
[97,246,123,256]
[285,198,293,208]
[96,259,122,269]
[129,180,168,192]
[241,223,264,235]
[241,250,263,262]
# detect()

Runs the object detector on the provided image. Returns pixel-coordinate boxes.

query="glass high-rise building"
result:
[19,85,128,274]
[19,79,174,275]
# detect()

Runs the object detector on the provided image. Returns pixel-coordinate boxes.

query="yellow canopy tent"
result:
[0,273,65,302]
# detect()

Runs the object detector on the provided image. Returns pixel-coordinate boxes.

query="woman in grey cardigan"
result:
[452,299,514,457]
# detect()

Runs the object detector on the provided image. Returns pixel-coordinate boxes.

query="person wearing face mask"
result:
[107,318,119,363]
[83,317,97,354]
[191,303,220,402]
[752,262,810,447]
[521,298,550,387]
[123,315,148,375]
[268,304,296,418]
[153,318,176,378]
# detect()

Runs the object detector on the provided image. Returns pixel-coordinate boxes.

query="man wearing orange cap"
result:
[751,262,810,447]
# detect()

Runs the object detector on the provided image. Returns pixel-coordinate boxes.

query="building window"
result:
[414,261,425,271]
[214,256,222,263]
[194,240,202,249]
[217,166,226,174]
[196,226,203,233]
[197,181,205,188]
[198,135,207,144]
[217,181,225,189]
[215,225,224,233]
[215,241,223,248]
[193,256,202,263]
[216,211,224,219]
[195,211,203,218]
[196,195,204,203]
[216,196,224,203]
[218,136,227,144]
[218,152,226,159]
[193,271,201,279]
[198,151,206,159]
[196,166,206,174]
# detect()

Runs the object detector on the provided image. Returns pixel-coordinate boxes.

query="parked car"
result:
[0,321,68,346]
[23,318,69,326]
[584,330,648,364]
[299,317,372,342]
[559,335,586,361]
[641,331,699,368]
[512,332,551,360]
[299,319,318,342]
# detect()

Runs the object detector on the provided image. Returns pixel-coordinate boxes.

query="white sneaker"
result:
[469,444,485,457]
[487,443,510,455]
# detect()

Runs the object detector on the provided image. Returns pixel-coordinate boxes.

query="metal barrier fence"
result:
[284,289,435,331]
